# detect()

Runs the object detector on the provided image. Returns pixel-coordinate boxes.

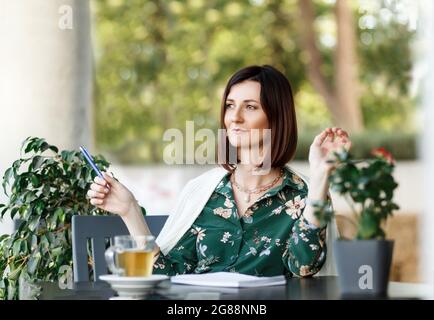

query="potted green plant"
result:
[0,137,110,299]
[313,147,399,297]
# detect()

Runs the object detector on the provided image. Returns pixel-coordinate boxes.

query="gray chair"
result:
[72,214,168,282]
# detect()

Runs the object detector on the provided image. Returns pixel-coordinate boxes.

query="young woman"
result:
[87,65,351,277]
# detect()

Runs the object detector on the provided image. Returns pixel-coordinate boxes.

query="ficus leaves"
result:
[0,137,110,299]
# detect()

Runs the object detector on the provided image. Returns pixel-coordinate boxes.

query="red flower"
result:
[371,147,394,164]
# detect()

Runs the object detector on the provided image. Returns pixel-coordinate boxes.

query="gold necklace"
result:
[231,168,284,203]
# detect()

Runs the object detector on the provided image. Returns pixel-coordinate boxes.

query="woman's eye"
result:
[225,104,234,109]
[246,105,257,110]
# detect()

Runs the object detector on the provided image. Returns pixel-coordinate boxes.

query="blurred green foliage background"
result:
[91,0,417,164]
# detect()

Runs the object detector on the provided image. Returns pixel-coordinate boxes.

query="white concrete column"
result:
[420,0,434,285]
[0,0,93,234]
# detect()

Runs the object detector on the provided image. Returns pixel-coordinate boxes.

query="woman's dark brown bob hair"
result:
[218,65,297,172]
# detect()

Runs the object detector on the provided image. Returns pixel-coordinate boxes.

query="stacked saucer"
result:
[99,274,169,299]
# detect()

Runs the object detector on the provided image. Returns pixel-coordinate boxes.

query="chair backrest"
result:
[72,215,168,282]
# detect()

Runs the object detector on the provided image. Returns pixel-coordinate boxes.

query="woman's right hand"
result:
[87,172,137,217]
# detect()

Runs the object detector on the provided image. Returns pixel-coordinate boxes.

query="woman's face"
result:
[224,80,269,149]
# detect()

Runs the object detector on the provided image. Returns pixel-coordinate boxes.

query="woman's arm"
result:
[303,127,351,227]
[87,172,153,236]
[285,213,327,277]
[122,201,152,236]
[302,170,330,227]
[88,173,161,256]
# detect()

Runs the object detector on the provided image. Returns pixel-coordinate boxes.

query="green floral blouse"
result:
[152,167,327,278]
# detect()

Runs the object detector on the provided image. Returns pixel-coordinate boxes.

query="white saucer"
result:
[99,274,169,298]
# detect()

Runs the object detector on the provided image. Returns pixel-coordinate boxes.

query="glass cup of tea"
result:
[105,235,156,277]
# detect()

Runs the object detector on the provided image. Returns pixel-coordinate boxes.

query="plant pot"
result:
[18,277,43,300]
[334,239,394,298]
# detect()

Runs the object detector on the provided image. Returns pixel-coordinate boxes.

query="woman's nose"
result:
[230,106,243,122]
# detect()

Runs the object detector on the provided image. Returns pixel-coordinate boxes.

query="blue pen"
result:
[79,146,104,179]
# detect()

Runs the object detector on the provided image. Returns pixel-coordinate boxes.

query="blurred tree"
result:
[92,0,416,163]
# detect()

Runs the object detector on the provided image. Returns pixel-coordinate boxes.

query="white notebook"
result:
[170,272,286,288]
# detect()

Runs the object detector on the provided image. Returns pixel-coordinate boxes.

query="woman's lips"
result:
[231,128,248,134]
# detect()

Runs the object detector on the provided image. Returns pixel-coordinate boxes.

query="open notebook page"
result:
[170,272,286,288]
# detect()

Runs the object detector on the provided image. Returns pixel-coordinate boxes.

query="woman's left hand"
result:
[308,127,352,176]
[303,127,351,227]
